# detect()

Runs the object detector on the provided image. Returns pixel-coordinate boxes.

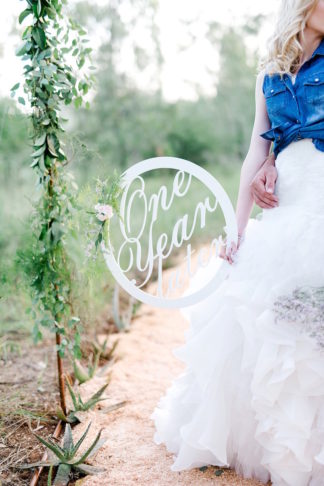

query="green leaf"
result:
[100,401,127,414]
[37,0,42,17]
[65,412,79,424]
[74,464,106,475]
[32,27,46,49]
[48,464,54,486]
[34,434,66,462]
[63,424,74,452]
[15,41,32,56]
[86,383,109,406]
[19,8,32,24]
[38,153,47,172]
[18,96,25,105]
[53,463,71,486]
[73,359,90,384]
[10,82,20,91]
[38,48,52,61]
[84,397,108,411]
[72,422,91,456]
[16,461,59,469]
[56,407,68,422]
[73,429,106,465]
[30,159,39,168]
[22,25,32,41]
[74,96,82,109]
[47,133,60,157]
[77,57,85,69]
[51,221,65,244]
[32,323,43,343]
[66,381,78,411]
[31,145,46,157]
[34,133,47,146]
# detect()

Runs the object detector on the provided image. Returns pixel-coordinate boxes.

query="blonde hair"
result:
[258,0,320,78]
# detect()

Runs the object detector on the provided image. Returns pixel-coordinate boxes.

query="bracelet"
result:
[221,233,245,246]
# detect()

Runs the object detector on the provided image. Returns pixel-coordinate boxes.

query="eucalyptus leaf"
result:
[19,8,32,24]
[31,145,46,157]
[47,133,60,157]
[30,158,39,168]
[32,26,46,49]
[10,82,20,91]
[39,154,47,172]
[15,0,97,417]
[37,0,42,17]
[34,133,47,146]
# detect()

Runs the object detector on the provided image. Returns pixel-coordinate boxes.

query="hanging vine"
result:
[13,0,95,413]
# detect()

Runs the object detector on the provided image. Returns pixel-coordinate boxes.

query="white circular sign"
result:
[101,156,238,308]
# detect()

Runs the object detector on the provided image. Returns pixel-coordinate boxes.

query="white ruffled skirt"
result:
[150,138,324,486]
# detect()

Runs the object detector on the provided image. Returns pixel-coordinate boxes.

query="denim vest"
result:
[260,37,324,158]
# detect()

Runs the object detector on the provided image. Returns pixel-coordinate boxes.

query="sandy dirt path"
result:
[74,248,268,486]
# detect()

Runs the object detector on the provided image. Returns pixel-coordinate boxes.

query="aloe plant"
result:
[92,336,119,362]
[57,379,109,423]
[18,422,106,485]
[73,336,120,383]
[73,352,100,384]
[57,377,127,424]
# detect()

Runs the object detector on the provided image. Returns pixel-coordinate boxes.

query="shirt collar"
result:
[312,37,324,58]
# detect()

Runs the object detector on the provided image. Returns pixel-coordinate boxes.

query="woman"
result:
[150,1,324,485]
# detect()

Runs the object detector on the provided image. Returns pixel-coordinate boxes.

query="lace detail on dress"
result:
[272,285,324,350]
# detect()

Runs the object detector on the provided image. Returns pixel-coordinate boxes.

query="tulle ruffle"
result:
[150,139,324,485]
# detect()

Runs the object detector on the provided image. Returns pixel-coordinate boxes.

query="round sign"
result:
[101,156,238,308]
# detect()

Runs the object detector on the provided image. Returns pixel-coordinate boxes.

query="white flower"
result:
[94,203,114,221]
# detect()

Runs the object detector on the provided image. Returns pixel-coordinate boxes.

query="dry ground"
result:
[72,246,269,486]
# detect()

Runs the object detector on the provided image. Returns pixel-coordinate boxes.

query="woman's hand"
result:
[249,153,279,209]
[219,233,244,265]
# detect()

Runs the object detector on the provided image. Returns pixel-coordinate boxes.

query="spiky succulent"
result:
[18,422,106,485]
[73,354,100,384]
[57,377,127,424]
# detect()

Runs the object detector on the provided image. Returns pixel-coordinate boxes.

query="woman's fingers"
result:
[254,195,278,209]
[224,241,237,264]
[219,239,241,265]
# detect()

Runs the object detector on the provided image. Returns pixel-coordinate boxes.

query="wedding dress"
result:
[150,74,324,484]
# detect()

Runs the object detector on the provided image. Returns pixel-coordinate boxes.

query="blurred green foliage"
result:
[0,1,264,341]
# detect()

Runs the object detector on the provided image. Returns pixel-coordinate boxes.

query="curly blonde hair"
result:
[258,0,320,78]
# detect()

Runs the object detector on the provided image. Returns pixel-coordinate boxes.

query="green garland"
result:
[13,0,95,359]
